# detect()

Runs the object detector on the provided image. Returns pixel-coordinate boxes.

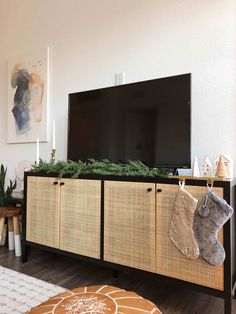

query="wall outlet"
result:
[115,72,125,85]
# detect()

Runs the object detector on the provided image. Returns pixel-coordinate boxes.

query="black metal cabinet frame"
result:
[22,172,236,314]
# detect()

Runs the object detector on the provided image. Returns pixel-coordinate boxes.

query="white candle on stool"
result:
[36,137,39,165]
[52,120,56,149]
[13,216,21,257]
[8,218,14,251]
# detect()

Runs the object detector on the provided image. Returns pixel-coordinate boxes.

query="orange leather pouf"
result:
[28,285,161,314]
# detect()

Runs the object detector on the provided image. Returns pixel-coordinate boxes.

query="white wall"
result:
[0,0,236,180]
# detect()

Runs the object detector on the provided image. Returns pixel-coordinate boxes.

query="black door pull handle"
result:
[147,187,152,192]
[53,182,58,185]
[157,188,162,192]
[60,182,65,186]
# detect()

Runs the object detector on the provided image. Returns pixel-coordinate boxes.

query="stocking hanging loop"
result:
[179,179,185,189]
[207,180,214,191]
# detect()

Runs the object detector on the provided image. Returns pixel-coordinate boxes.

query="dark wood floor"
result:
[0,247,235,314]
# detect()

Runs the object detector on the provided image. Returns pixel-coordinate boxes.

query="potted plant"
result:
[0,164,16,207]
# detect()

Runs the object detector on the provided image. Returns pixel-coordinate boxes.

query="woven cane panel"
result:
[60,179,101,259]
[26,177,60,248]
[156,184,224,290]
[104,181,156,272]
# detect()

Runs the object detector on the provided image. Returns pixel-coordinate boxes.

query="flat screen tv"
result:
[68,73,191,168]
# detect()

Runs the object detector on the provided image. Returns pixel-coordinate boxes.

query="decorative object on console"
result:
[7,47,50,143]
[193,190,233,266]
[192,156,200,177]
[169,181,199,260]
[214,154,233,178]
[215,155,228,178]
[200,156,213,177]
[51,149,56,163]
[32,159,170,178]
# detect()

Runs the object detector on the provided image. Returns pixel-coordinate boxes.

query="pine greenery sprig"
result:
[32,159,170,178]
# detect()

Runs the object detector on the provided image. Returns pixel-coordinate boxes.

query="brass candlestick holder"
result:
[51,149,56,163]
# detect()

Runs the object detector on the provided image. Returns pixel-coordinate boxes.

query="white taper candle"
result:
[52,120,56,149]
[36,137,39,165]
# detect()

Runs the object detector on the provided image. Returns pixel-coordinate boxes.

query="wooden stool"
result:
[28,285,162,313]
[0,206,22,256]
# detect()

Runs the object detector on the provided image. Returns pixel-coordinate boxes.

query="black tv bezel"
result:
[67,73,191,169]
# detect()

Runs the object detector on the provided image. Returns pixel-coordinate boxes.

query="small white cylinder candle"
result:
[8,231,14,250]
[36,137,39,165]
[52,120,56,149]
[14,234,22,257]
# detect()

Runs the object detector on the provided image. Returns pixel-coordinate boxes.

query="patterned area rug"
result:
[0,266,66,314]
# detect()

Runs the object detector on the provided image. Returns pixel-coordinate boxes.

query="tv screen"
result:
[68,73,191,168]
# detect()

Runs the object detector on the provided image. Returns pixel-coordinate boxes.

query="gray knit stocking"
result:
[193,191,233,266]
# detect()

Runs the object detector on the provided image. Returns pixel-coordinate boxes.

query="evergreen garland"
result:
[32,159,170,178]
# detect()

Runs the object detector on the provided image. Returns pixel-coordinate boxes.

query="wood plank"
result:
[0,247,234,314]
[0,218,5,243]
[0,224,7,246]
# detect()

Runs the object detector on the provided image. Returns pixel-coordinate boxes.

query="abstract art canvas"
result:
[7,48,49,143]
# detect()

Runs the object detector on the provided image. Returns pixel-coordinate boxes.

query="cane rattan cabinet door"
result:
[26,176,60,248]
[104,181,156,272]
[60,179,101,259]
[156,183,224,290]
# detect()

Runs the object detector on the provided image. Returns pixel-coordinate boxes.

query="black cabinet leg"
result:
[224,296,232,314]
[112,269,119,278]
[22,243,28,263]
